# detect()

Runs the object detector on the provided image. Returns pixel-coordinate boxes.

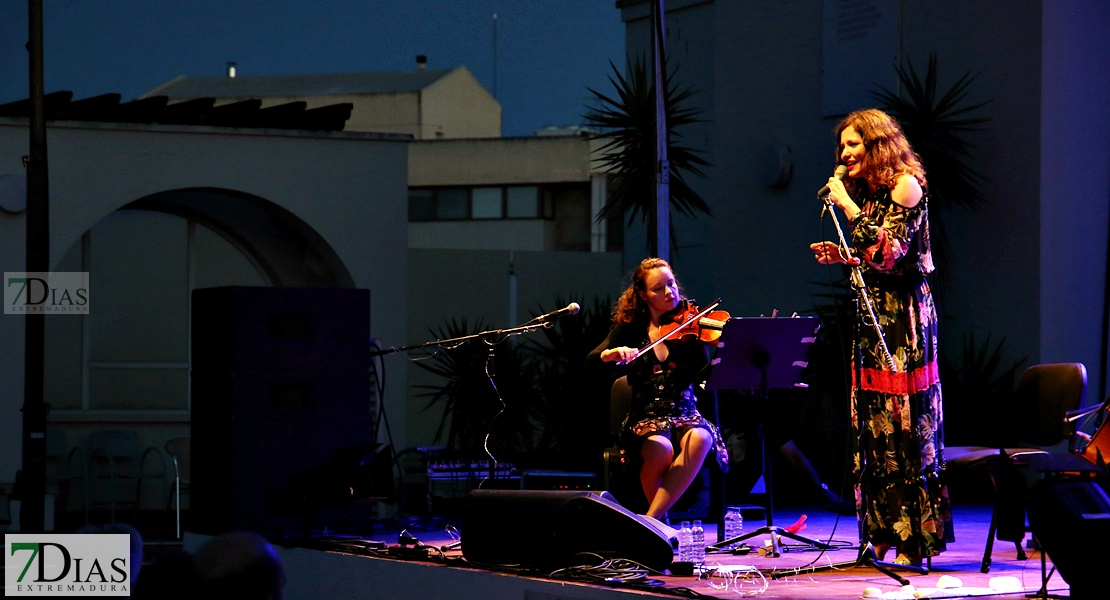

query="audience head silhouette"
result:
[75,522,144,582]
[192,531,285,600]
[132,548,199,600]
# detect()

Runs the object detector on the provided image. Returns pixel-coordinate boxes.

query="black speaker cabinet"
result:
[192,286,371,371]
[461,490,675,572]
[190,286,375,534]
[1028,479,1110,600]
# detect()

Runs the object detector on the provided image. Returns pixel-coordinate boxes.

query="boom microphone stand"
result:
[371,305,578,482]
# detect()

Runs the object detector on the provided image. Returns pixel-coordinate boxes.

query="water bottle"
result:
[677,520,692,563]
[691,519,705,566]
[723,505,744,549]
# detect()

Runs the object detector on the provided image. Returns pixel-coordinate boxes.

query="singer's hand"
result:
[824,178,860,221]
[811,241,850,265]
[601,346,639,364]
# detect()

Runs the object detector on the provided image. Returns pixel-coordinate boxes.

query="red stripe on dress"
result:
[853,360,940,395]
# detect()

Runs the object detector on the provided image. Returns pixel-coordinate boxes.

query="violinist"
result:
[587,257,728,521]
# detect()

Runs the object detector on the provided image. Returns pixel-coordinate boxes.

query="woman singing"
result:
[810,108,952,566]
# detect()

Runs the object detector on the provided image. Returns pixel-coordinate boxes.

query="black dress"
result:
[587,318,728,471]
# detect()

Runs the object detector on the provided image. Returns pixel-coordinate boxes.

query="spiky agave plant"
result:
[873,53,991,210]
[584,56,712,255]
[873,53,991,291]
[939,333,1026,447]
[414,318,543,463]
[523,295,616,470]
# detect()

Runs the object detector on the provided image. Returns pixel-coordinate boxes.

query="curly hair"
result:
[835,108,927,194]
[612,257,683,324]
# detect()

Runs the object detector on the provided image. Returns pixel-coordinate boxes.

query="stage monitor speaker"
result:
[461,489,675,572]
[1028,479,1110,600]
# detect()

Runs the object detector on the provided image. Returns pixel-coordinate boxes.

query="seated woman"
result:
[588,257,727,520]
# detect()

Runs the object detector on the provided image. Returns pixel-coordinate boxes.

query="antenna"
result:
[492,13,498,99]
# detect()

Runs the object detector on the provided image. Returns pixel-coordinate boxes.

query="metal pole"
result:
[652,0,669,261]
[492,13,499,101]
[20,0,50,533]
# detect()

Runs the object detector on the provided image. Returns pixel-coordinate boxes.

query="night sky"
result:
[0,1,625,137]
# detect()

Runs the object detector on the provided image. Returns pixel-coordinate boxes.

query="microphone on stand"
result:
[533,302,581,323]
[817,165,849,198]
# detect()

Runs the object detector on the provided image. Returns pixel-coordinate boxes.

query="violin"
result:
[659,299,730,344]
[617,298,730,365]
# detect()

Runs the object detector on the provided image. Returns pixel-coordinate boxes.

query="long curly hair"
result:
[835,108,928,195]
[612,257,683,324]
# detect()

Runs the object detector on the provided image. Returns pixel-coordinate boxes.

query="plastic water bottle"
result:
[723,505,744,549]
[677,520,692,563]
[691,519,705,566]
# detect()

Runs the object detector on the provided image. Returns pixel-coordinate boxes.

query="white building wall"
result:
[0,120,412,490]
[421,67,502,139]
[409,136,594,186]
[409,220,556,251]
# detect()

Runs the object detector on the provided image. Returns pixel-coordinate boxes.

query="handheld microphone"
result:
[817,165,849,198]
[534,302,581,322]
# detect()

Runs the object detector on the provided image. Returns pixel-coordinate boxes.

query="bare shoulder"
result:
[890,173,923,208]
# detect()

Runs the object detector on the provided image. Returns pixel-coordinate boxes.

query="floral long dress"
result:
[848,188,952,559]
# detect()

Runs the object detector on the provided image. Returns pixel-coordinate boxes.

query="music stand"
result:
[704,316,834,556]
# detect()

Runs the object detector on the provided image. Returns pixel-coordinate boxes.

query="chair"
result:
[602,376,644,512]
[165,437,191,539]
[609,376,633,439]
[86,430,166,522]
[45,429,87,528]
[945,362,1089,573]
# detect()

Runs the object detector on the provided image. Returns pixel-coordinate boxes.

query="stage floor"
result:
[225,502,1071,600]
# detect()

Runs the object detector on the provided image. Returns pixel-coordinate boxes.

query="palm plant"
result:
[939,333,1026,447]
[873,53,991,210]
[800,284,858,485]
[873,53,991,290]
[584,57,712,255]
[524,296,616,470]
[414,318,543,463]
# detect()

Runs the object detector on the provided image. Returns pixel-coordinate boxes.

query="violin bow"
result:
[617,298,722,365]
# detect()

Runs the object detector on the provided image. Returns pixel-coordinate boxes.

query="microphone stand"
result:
[368,320,554,358]
[370,317,558,483]
[820,196,896,372]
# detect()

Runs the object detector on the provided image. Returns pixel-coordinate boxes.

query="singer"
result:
[810,109,951,567]
[587,257,727,521]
